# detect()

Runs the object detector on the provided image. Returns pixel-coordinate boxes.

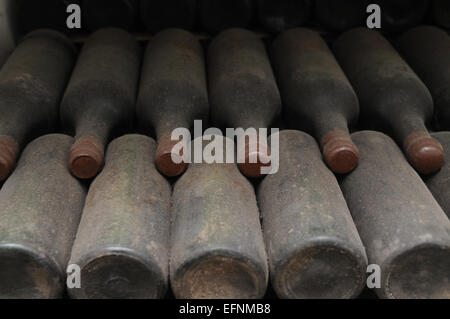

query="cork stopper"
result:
[321,130,359,174]
[404,132,444,175]
[155,134,188,177]
[69,136,104,179]
[0,136,19,181]
[238,139,271,178]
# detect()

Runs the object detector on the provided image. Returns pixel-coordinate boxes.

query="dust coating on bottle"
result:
[170,136,268,299]
[61,28,142,180]
[69,135,172,299]
[258,130,367,299]
[340,131,450,299]
[333,28,444,175]
[0,134,86,299]
[0,29,76,181]
[271,28,360,174]
[207,28,281,178]
[137,28,208,178]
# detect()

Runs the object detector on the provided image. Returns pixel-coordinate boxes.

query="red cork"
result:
[156,134,188,177]
[0,136,19,181]
[69,136,104,179]
[404,131,444,175]
[238,139,271,179]
[321,130,359,174]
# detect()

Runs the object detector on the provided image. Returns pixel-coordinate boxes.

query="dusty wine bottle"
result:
[137,29,209,177]
[424,132,450,219]
[397,26,450,131]
[333,28,444,175]
[140,0,197,33]
[170,135,268,299]
[198,0,255,35]
[432,0,450,29]
[271,28,360,174]
[340,131,450,299]
[256,0,312,33]
[61,28,141,180]
[0,134,87,299]
[377,0,430,33]
[314,0,368,32]
[207,28,281,178]
[82,0,139,31]
[258,130,367,299]
[69,135,171,299]
[0,29,76,181]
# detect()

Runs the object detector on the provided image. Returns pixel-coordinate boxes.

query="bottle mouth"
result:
[238,140,271,178]
[69,136,104,179]
[321,130,359,174]
[0,136,19,181]
[155,134,189,177]
[404,132,444,175]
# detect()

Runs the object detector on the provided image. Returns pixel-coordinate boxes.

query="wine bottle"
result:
[340,131,450,299]
[258,130,367,299]
[424,132,450,219]
[0,134,87,299]
[314,0,368,32]
[69,135,171,299]
[397,26,450,131]
[61,28,141,179]
[256,0,312,33]
[207,28,281,178]
[0,29,76,181]
[271,28,360,174]
[198,0,255,35]
[170,135,268,299]
[82,0,139,31]
[140,0,197,33]
[333,28,444,175]
[137,29,209,177]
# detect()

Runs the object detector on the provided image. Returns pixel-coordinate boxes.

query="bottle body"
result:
[207,28,281,178]
[61,28,141,179]
[0,29,76,180]
[333,28,444,175]
[170,136,268,299]
[340,131,450,299]
[137,29,209,177]
[69,135,172,299]
[0,134,86,299]
[258,130,367,299]
[271,28,360,174]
